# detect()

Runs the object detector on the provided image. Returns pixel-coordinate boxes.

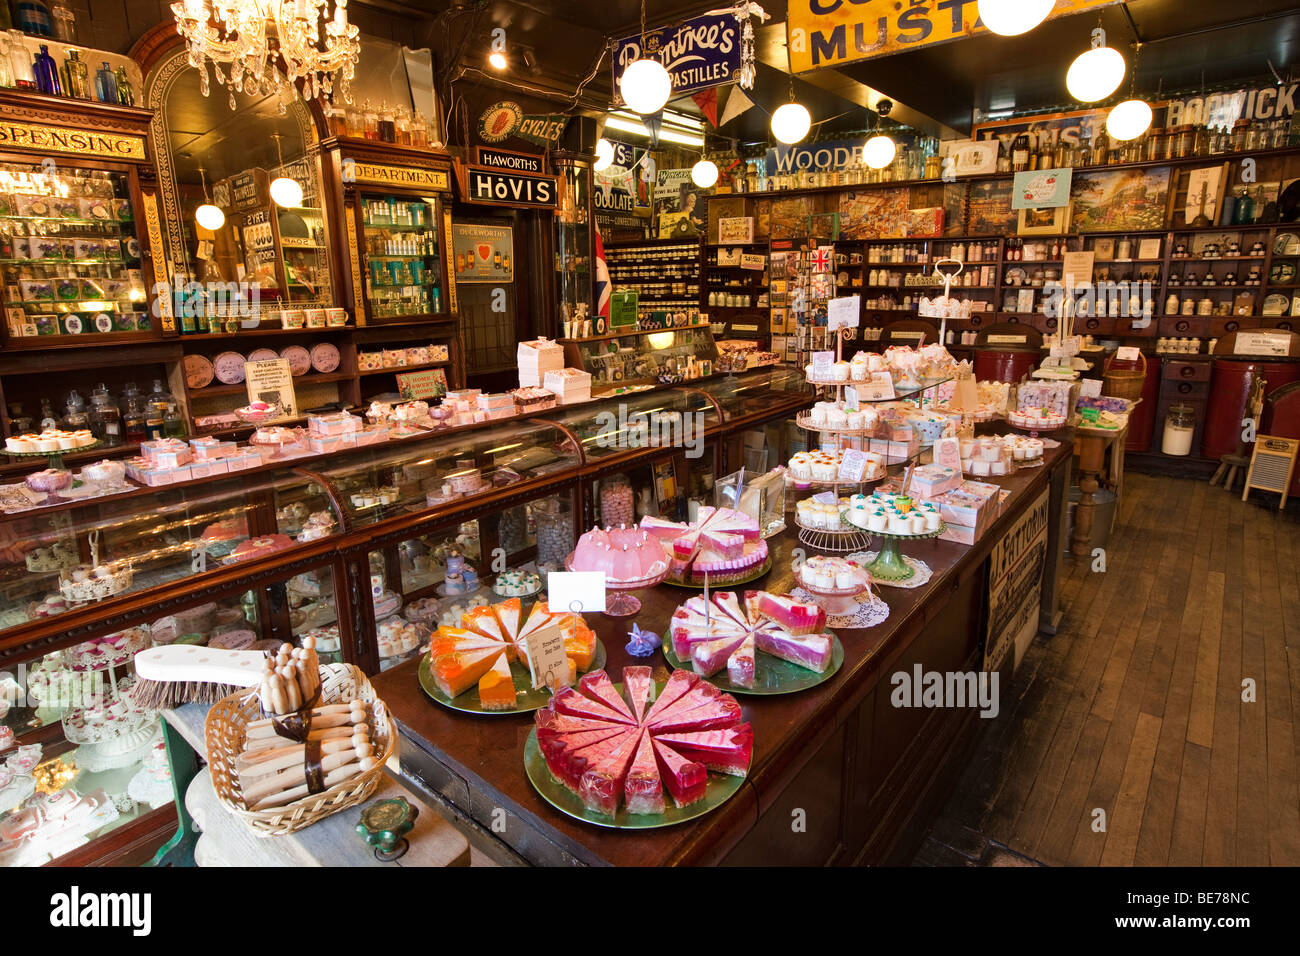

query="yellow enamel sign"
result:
[787,0,1120,73]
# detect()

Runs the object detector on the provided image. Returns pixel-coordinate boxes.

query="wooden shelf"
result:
[358,361,450,377]
[559,323,712,345]
[190,373,354,397]
[179,326,352,341]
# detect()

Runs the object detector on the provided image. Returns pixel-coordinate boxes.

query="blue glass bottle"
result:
[32,43,60,95]
[93,60,117,103]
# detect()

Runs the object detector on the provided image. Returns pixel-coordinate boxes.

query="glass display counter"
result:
[696,367,813,421]
[548,388,720,465]
[563,325,719,388]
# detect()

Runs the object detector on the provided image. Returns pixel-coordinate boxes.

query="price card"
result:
[933,436,961,471]
[811,491,838,505]
[1080,378,1103,397]
[956,372,978,411]
[546,571,606,613]
[837,449,868,482]
[1115,346,1141,362]
[1061,251,1095,285]
[811,350,835,375]
[827,295,861,331]
[522,618,571,690]
[1233,331,1290,356]
[858,370,896,401]
[844,385,859,408]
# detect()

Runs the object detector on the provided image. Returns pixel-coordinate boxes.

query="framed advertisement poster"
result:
[451,222,514,282]
[718,216,754,243]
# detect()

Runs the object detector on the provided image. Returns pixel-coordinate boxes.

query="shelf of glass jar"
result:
[561,322,712,345]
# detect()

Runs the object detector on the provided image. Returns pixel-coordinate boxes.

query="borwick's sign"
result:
[458,164,559,209]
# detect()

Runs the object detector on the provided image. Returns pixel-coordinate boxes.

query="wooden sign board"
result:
[1242,434,1298,508]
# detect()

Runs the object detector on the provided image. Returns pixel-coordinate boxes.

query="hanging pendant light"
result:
[269,132,304,209]
[1067,28,1126,102]
[594,138,615,171]
[862,99,896,169]
[771,39,812,145]
[691,158,719,188]
[194,165,224,231]
[978,0,1054,36]
[619,0,672,114]
[1104,44,1150,141]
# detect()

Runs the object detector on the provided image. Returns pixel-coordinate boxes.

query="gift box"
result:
[909,464,963,499]
[518,338,564,388]
[543,368,592,404]
[309,435,344,453]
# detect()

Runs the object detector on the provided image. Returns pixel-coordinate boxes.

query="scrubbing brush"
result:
[130,645,268,709]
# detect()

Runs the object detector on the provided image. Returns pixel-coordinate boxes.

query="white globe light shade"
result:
[978,0,1054,36]
[488,51,507,70]
[195,203,225,231]
[691,159,719,188]
[771,102,811,145]
[619,58,671,115]
[594,138,614,171]
[1106,98,1153,140]
[863,134,897,169]
[1066,46,1126,102]
[269,176,303,208]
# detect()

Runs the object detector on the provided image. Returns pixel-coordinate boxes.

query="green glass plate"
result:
[660,555,773,589]
[417,640,607,715]
[661,631,844,696]
[522,681,747,829]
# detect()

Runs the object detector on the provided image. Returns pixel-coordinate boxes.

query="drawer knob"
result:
[1180,366,1195,378]
[1176,320,1189,332]
[1086,318,1099,330]
[1226,321,1239,332]
[1178,382,1193,394]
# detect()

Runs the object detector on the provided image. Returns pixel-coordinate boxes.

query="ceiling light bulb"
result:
[1067,45,1126,102]
[691,159,719,188]
[594,138,615,171]
[977,0,1054,36]
[269,176,303,208]
[488,51,507,70]
[771,102,811,145]
[1105,99,1153,140]
[195,203,225,230]
[619,58,672,115]
[863,134,897,169]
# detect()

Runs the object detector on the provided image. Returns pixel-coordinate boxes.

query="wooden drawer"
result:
[1162,359,1213,383]
[1159,315,1211,337]
[1076,315,1116,336]
[1257,316,1299,333]
[1209,316,1258,338]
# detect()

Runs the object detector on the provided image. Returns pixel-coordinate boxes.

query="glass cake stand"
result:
[799,575,873,616]
[564,555,667,617]
[860,523,946,582]
[6,439,103,474]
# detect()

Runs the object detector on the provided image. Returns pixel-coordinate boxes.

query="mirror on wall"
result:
[145,49,334,318]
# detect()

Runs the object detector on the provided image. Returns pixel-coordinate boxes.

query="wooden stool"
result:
[1210,453,1251,491]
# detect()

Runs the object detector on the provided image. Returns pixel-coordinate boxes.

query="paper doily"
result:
[846,551,934,589]
[792,587,891,628]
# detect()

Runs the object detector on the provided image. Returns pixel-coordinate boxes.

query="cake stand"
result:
[798,574,872,617]
[794,514,872,554]
[6,440,104,478]
[859,524,946,583]
[563,555,666,617]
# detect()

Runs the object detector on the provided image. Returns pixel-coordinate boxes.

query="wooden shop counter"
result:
[372,439,1073,865]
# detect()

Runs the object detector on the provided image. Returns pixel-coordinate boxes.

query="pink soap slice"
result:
[552,686,637,725]
[726,634,756,688]
[670,618,745,659]
[578,670,635,722]
[672,528,705,560]
[622,666,654,723]
[577,728,644,816]
[540,726,636,790]
[652,738,708,809]
[711,591,752,628]
[643,669,701,724]
[745,590,827,636]
[534,707,625,736]
[690,632,749,677]
[640,516,689,541]
[655,724,753,776]
[651,694,743,734]
[754,629,834,673]
[701,529,743,559]
[623,730,665,815]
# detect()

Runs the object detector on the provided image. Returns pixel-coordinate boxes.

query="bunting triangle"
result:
[691,88,718,127]
[642,112,663,147]
[718,87,754,127]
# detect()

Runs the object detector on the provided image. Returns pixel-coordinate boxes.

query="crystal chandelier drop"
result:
[170,0,361,109]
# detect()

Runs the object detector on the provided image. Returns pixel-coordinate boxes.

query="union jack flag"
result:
[594,221,611,319]
[809,247,832,273]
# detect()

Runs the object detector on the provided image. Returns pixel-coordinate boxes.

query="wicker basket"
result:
[204,663,393,837]
[1102,352,1147,401]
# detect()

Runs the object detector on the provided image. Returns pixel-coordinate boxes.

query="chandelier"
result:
[171,0,360,109]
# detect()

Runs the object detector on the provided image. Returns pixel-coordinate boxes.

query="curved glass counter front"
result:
[0,469,343,641]
[549,388,721,464]
[309,419,581,529]
[696,368,813,421]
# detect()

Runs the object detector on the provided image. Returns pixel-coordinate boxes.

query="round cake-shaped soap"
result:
[228,534,293,563]
[247,347,278,364]
[570,526,669,584]
[183,353,215,389]
[309,342,340,373]
[279,345,311,376]
[213,351,246,384]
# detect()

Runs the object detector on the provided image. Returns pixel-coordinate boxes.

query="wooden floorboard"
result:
[916,472,1300,867]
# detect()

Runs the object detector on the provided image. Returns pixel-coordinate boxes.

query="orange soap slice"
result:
[564,624,598,672]
[477,653,517,710]
[494,598,522,641]
[430,644,503,698]
[462,605,506,642]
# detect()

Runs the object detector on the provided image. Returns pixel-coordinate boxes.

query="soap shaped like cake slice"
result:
[652,738,708,809]
[552,685,638,724]
[477,652,517,710]
[428,626,503,656]
[577,728,644,816]
[494,598,522,642]
[670,618,745,660]
[642,669,701,724]
[702,506,760,540]
[701,529,744,559]
[646,681,722,728]
[517,600,558,642]
[578,670,635,722]
[689,632,749,678]
[650,693,743,734]
[754,629,834,673]
[623,729,665,814]
[535,706,625,736]
[541,727,637,791]
[726,634,756,689]
[462,605,506,642]
[640,515,689,541]
[711,591,752,629]
[430,644,503,698]
[655,724,753,776]
[622,666,654,723]
[745,590,827,636]
[672,527,705,561]
[562,624,598,672]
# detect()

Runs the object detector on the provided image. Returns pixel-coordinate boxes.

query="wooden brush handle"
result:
[234,734,370,774]
[240,749,371,803]
[249,758,378,810]
[242,723,369,753]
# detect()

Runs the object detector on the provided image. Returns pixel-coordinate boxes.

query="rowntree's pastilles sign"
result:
[612,10,742,106]
[787,0,1120,73]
